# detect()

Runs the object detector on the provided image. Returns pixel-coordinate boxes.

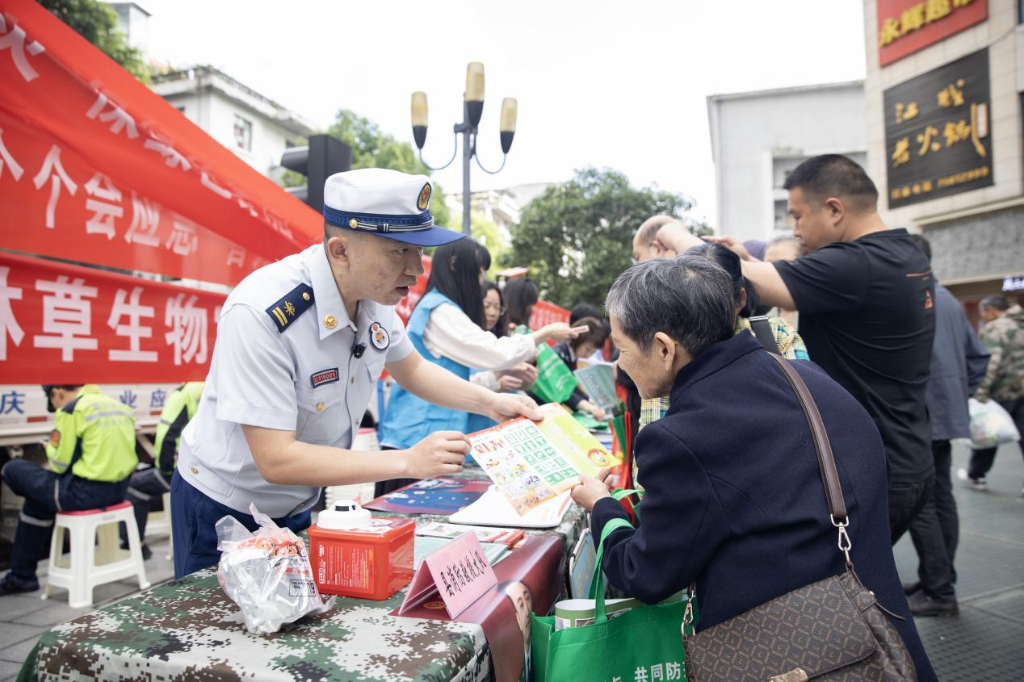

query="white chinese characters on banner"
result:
[166,217,198,256]
[107,286,157,362]
[0,127,25,181]
[226,247,246,268]
[0,13,45,83]
[0,267,25,361]
[144,137,192,172]
[33,275,98,361]
[32,145,78,229]
[125,192,160,247]
[83,172,122,240]
[165,293,208,365]
[86,92,139,139]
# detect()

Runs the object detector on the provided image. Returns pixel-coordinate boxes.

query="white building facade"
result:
[150,66,314,180]
[707,81,867,242]
[864,0,1024,311]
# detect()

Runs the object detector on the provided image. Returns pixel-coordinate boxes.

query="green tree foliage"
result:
[40,0,149,82]
[506,167,705,309]
[284,110,451,228]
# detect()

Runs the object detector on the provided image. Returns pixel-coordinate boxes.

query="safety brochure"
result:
[573,363,618,411]
[416,522,525,548]
[468,403,623,516]
[553,597,644,630]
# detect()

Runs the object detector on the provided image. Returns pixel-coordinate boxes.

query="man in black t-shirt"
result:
[702,154,936,543]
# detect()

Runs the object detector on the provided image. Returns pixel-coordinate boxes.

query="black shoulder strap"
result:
[748,315,781,354]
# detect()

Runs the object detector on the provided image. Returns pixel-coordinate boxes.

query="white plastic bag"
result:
[216,503,333,634]
[968,398,1021,449]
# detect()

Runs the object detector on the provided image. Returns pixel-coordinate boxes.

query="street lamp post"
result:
[411,62,518,235]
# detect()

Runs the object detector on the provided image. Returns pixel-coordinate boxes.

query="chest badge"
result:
[370,322,390,350]
[311,368,340,388]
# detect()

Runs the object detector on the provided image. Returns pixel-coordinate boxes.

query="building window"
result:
[234,115,252,152]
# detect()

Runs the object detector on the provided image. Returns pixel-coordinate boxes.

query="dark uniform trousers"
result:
[1,459,129,580]
[124,466,173,542]
[171,471,311,578]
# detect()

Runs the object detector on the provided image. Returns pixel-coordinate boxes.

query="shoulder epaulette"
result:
[266,284,315,333]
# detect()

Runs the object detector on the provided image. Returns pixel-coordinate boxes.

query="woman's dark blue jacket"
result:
[592,332,936,680]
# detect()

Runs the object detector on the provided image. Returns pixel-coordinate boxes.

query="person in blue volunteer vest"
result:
[377,239,578,496]
[465,281,538,435]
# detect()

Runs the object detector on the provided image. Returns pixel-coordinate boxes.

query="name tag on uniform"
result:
[311,368,340,388]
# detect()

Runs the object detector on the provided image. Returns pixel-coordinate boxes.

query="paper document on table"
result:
[449,487,572,528]
[468,403,621,515]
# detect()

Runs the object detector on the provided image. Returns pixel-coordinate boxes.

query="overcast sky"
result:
[144,0,867,226]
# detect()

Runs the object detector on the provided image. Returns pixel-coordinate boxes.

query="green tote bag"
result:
[514,325,577,404]
[531,516,693,682]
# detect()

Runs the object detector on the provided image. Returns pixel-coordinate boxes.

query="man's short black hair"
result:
[908,233,932,263]
[783,154,879,213]
[980,295,1010,312]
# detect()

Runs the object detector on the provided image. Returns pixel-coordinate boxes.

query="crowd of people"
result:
[1,156,1022,681]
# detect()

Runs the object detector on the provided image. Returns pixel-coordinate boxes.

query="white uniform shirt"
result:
[178,244,413,517]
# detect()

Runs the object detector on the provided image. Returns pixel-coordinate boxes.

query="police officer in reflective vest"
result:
[0,385,137,596]
[123,382,203,559]
[172,168,541,578]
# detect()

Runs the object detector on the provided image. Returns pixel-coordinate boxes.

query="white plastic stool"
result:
[144,492,174,560]
[42,500,150,608]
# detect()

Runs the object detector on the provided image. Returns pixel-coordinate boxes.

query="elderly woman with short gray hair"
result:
[571,255,936,681]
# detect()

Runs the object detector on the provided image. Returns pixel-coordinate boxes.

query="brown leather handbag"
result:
[681,354,918,682]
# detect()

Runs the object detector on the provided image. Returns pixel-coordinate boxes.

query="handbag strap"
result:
[684,356,855,632]
[748,315,781,354]
[766,353,853,568]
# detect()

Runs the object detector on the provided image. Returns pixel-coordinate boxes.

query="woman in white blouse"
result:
[376,239,577,494]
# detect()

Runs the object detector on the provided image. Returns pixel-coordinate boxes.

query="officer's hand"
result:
[403,431,471,479]
[488,393,542,423]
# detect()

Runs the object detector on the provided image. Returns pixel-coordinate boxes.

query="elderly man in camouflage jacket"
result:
[958,295,1024,495]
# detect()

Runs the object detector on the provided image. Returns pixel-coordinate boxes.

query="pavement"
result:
[0,443,1020,681]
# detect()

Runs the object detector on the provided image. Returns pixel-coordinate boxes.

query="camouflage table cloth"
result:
[19,505,585,681]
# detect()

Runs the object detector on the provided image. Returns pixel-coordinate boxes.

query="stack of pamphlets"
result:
[415,521,525,548]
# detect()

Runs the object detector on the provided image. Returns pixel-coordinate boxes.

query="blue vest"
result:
[379,290,473,449]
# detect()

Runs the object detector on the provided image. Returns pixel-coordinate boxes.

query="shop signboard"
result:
[884,49,992,209]
[877,0,987,67]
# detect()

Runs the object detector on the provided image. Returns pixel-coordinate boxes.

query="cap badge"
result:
[324,314,338,330]
[417,182,432,211]
[370,322,390,350]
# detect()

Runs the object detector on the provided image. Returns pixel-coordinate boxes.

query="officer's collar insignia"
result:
[417,182,432,211]
[311,368,340,388]
[266,284,315,333]
[370,322,390,350]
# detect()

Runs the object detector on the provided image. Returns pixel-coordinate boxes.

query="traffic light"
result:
[280,134,352,213]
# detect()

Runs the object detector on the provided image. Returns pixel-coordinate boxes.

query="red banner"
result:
[877,0,988,67]
[0,251,225,383]
[0,0,321,285]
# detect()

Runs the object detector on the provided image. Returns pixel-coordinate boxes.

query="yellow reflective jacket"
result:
[45,385,137,482]
[153,382,203,476]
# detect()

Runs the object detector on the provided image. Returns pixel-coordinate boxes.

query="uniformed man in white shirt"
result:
[172,168,541,577]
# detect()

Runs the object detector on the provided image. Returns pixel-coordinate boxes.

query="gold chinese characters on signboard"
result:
[883,48,992,209]
[879,0,975,48]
